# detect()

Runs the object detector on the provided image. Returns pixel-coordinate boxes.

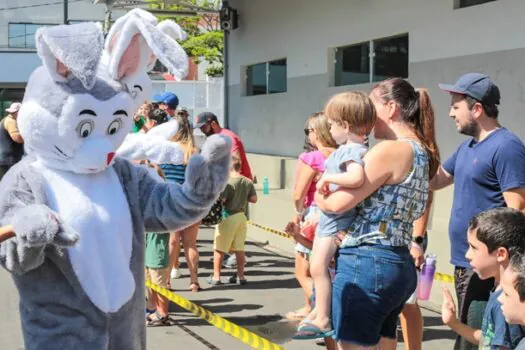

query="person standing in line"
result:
[431,73,525,348]
[0,102,24,180]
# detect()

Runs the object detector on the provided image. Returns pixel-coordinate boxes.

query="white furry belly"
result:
[35,163,134,313]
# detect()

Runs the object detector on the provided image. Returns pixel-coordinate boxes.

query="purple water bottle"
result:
[417,254,437,301]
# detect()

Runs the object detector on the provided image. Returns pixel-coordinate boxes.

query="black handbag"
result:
[201,199,223,226]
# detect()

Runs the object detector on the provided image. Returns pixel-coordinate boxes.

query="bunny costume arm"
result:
[0,160,78,275]
[136,134,231,232]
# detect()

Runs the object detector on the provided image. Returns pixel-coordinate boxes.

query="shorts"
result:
[214,212,247,253]
[332,244,417,346]
[294,206,319,254]
[145,267,169,288]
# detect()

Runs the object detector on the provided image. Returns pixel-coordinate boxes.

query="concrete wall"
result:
[227,0,525,158]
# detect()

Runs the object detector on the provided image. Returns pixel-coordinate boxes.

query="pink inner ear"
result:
[56,60,69,78]
[117,34,142,80]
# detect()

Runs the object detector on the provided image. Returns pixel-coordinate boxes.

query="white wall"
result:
[228,0,525,85]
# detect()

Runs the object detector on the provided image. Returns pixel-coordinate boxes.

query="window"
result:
[245,59,287,96]
[333,34,408,87]
[455,0,496,8]
[8,23,51,49]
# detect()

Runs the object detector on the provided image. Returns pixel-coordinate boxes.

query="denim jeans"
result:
[332,244,417,346]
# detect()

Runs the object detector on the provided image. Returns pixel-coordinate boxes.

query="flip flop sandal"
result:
[190,282,202,292]
[293,324,334,340]
[228,276,248,285]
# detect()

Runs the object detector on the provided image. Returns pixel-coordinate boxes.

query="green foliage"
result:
[147,0,224,77]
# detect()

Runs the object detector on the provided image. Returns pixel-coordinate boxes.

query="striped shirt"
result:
[160,164,187,184]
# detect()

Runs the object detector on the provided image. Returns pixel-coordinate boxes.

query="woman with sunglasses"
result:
[285,112,337,322]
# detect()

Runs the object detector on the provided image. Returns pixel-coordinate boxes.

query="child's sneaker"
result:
[170,268,182,279]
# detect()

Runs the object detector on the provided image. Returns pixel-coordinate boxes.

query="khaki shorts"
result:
[214,212,247,253]
[145,267,169,288]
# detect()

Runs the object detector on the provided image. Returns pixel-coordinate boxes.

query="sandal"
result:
[189,282,202,292]
[146,311,175,327]
[228,275,248,285]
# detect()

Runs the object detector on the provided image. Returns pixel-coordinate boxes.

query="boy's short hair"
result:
[231,156,241,172]
[510,254,525,302]
[469,207,525,259]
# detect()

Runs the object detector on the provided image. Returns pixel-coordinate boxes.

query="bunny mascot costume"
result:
[0,10,230,350]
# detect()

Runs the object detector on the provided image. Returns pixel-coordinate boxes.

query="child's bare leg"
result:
[234,251,246,279]
[305,236,338,330]
[213,250,225,281]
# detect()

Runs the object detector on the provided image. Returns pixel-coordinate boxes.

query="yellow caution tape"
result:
[434,272,455,283]
[247,221,293,240]
[247,221,456,284]
[146,280,284,350]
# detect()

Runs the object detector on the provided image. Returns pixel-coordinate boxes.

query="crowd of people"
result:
[282,73,525,350]
[3,71,525,350]
[129,92,258,327]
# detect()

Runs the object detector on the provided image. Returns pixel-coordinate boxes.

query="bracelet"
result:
[294,208,305,216]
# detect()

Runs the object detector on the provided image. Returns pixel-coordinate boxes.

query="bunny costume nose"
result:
[107,152,116,165]
[73,138,117,173]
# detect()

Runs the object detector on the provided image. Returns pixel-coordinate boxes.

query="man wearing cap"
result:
[195,112,253,180]
[156,92,179,121]
[431,73,525,345]
[0,102,24,180]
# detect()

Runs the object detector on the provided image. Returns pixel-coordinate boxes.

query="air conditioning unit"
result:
[220,5,238,31]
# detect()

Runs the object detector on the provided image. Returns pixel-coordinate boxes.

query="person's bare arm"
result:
[249,194,258,204]
[442,287,481,345]
[411,191,433,267]
[293,161,317,222]
[503,188,525,212]
[315,141,410,214]
[4,118,23,144]
[317,162,365,195]
[430,166,453,191]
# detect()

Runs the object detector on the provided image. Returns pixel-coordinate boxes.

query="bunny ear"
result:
[138,19,189,80]
[104,8,158,51]
[157,20,188,41]
[36,22,103,89]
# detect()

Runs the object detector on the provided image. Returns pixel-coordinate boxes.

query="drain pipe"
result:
[222,29,229,128]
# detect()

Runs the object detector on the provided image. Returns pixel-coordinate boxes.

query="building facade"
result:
[226,0,525,158]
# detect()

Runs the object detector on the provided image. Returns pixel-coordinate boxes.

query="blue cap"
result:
[439,73,500,105]
[162,92,179,109]
[152,92,168,103]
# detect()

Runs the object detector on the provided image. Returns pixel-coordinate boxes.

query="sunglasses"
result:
[304,128,314,136]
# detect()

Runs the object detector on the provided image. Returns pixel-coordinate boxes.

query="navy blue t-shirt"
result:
[443,128,525,267]
[480,289,525,349]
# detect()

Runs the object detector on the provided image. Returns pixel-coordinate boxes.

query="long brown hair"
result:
[170,115,197,164]
[373,78,440,177]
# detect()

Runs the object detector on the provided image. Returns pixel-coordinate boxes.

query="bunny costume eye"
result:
[77,120,94,138]
[107,118,122,135]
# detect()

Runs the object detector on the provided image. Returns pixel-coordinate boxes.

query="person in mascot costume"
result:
[0,11,231,350]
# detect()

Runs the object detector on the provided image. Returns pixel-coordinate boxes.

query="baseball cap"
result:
[152,92,168,103]
[439,73,500,105]
[195,112,218,128]
[5,102,21,113]
[162,92,179,109]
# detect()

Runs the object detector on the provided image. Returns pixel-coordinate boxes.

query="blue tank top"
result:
[341,140,430,248]
[160,164,187,184]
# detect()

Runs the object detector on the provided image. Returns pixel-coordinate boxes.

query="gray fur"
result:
[0,134,231,349]
[11,204,78,248]
[36,23,103,89]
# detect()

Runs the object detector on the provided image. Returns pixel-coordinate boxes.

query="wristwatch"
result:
[412,236,424,245]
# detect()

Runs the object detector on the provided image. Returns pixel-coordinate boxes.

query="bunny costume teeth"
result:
[0,13,231,350]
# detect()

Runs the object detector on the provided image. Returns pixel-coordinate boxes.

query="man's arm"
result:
[4,118,23,144]
[503,188,525,212]
[430,166,454,191]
